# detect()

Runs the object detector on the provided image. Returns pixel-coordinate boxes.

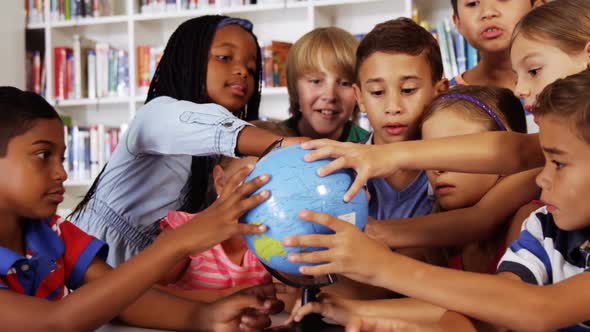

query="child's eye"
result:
[370,90,384,97]
[552,160,564,170]
[339,81,353,88]
[215,55,231,62]
[308,79,321,84]
[465,1,479,8]
[36,151,50,160]
[401,87,417,95]
[528,68,541,77]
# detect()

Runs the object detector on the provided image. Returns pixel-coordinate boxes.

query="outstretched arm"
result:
[0,167,280,332]
[368,168,541,248]
[285,211,590,332]
[345,311,477,332]
[289,293,446,326]
[302,132,543,201]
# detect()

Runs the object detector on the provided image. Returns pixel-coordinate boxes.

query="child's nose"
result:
[535,167,551,191]
[320,83,337,101]
[514,82,529,99]
[55,164,68,182]
[384,94,402,115]
[233,63,249,78]
[480,2,500,20]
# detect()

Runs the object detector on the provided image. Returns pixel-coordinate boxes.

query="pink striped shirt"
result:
[160,211,271,290]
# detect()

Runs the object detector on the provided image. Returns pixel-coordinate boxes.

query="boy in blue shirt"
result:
[0,86,285,331]
[355,18,448,220]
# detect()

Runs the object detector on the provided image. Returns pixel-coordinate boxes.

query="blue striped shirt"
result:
[498,206,590,331]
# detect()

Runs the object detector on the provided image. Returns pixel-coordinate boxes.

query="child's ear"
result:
[353,83,366,113]
[584,42,590,68]
[212,165,225,196]
[452,14,461,30]
[433,78,450,97]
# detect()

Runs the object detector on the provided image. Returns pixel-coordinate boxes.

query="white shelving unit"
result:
[25,0,451,191]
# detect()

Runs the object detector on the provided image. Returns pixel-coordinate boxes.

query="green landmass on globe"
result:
[251,222,287,263]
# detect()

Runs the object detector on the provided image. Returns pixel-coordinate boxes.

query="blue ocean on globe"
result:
[240,144,368,275]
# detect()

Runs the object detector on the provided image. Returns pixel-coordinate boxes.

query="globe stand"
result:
[262,263,342,331]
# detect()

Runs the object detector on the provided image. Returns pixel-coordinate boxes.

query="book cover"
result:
[271,40,292,87]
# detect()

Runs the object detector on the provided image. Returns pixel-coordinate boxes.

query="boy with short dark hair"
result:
[354,17,448,220]
[0,86,283,331]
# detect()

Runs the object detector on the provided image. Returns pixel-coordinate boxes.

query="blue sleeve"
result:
[125,96,251,158]
[68,239,109,289]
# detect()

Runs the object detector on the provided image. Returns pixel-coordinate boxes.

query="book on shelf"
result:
[26,50,45,96]
[261,40,292,88]
[429,19,479,80]
[136,45,164,95]
[411,6,479,80]
[26,0,45,24]
[53,36,129,101]
[63,123,125,182]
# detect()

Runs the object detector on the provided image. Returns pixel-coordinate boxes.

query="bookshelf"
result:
[24,0,453,193]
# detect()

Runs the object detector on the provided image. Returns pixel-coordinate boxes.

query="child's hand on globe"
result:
[172,165,271,256]
[301,140,400,202]
[282,210,392,286]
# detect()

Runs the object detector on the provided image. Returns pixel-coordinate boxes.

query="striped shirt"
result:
[498,206,590,331]
[160,211,271,290]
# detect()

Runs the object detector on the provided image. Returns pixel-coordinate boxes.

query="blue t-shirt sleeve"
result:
[69,239,109,289]
[57,219,109,290]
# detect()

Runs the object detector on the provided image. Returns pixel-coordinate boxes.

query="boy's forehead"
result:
[358,51,433,83]
[11,119,65,147]
[300,54,351,79]
[538,114,588,153]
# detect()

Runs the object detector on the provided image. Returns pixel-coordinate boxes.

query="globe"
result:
[240,144,368,276]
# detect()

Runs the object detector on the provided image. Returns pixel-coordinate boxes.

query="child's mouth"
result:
[227,82,246,96]
[383,124,407,135]
[315,109,339,120]
[481,26,503,39]
[435,184,455,195]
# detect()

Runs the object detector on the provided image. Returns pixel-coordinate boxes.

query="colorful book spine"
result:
[454,29,467,75]
[87,49,97,99]
[435,22,452,80]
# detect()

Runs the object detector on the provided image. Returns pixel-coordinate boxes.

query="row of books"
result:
[26,50,46,97]
[136,40,292,90]
[63,124,124,181]
[136,46,164,94]
[26,0,116,24]
[430,19,479,81]
[54,36,129,100]
[139,0,259,13]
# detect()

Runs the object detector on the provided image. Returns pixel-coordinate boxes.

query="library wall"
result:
[1,2,25,89]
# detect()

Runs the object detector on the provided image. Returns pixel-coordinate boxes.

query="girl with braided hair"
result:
[70,15,297,267]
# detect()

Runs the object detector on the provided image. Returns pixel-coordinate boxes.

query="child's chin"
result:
[33,206,59,219]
